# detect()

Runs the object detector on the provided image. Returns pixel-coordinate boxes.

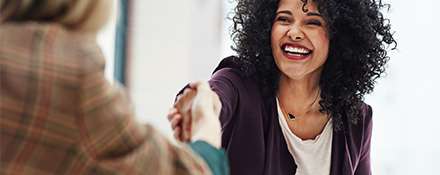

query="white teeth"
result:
[284,46,310,54]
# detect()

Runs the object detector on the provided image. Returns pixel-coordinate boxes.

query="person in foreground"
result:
[168,0,396,174]
[0,0,228,174]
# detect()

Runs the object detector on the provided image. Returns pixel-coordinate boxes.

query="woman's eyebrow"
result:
[306,12,322,17]
[276,10,322,17]
[276,10,293,15]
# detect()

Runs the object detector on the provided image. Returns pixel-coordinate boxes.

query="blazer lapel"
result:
[330,128,354,175]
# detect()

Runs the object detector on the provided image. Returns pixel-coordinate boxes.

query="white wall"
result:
[364,0,440,174]
[97,0,118,81]
[128,0,223,136]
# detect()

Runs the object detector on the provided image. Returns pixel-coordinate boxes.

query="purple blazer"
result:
[207,57,373,175]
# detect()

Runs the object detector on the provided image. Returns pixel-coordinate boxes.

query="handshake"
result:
[167,82,222,148]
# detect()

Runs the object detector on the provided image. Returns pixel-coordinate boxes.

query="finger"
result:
[176,88,197,141]
[174,88,195,110]
[175,94,182,102]
[188,81,201,89]
[186,110,193,142]
[173,127,183,141]
[175,84,197,103]
[182,107,193,141]
[170,114,182,129]
[167,107,178,121]
[174,90,188,109]
[192,81,211,91]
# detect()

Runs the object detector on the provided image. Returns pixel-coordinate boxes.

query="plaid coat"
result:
[0,22,211,175]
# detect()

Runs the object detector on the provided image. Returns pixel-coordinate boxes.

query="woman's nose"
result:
[287,25,305,41]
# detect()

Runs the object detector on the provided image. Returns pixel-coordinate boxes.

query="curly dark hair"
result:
[230,0,396,130]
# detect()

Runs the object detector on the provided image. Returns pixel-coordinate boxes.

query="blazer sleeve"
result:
[354,104,373,175]
[76,48,213,175]
[208,68,240,130]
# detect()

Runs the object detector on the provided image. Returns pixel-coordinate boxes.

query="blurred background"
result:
[98,0,440,174]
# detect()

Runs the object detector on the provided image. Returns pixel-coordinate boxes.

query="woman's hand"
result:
[167,81,222,148]
[168,84,198,142]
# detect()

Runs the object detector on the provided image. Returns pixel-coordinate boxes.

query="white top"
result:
[276,98,333,175]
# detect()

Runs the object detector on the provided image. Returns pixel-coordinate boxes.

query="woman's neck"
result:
[278,73,321,113]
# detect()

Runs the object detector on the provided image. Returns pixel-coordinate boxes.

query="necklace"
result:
[280,89,320,121]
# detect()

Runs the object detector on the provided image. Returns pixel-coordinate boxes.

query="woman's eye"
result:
[306,19,322,26]
[276,16,290,24]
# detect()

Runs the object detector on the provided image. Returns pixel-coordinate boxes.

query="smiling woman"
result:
[169,0,396,174]
[271,0,329,83]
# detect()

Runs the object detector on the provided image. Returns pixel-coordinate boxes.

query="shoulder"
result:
[1,22,106,90]
[1,22,104,74]
[345,102,372,130]
[359,102,373,130]
[210,57,263,103]
[211,56,258,87]
[344,102,373,150]
[348,102,373,131]
[212,56,242,78]
[49,24,105,75]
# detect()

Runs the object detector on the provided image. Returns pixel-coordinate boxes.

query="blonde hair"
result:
[0,0,112,33]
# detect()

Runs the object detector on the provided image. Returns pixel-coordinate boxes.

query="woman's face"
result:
[271,0,329,81]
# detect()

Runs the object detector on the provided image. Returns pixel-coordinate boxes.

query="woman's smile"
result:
[282,43,313,61]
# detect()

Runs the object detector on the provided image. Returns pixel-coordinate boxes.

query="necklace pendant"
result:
[288,113,296,120]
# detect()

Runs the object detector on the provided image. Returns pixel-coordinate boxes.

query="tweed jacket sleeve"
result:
[0,23,212,175]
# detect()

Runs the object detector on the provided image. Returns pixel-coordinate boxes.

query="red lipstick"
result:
[281,43,312,61]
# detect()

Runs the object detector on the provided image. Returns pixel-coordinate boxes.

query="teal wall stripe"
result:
[114,0,128,85]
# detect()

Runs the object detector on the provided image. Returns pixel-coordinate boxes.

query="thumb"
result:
[190,82,213,123]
